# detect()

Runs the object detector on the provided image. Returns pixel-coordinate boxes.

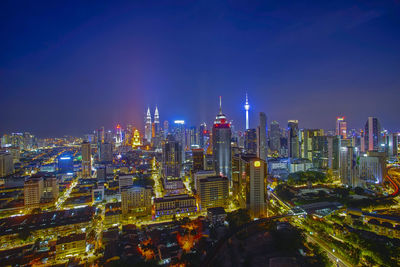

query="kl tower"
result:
[244,93,250,130]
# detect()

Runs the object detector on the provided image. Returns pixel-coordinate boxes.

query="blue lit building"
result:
[57,154,74,174]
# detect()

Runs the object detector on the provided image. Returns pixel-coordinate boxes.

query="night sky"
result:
[1,1,400,137]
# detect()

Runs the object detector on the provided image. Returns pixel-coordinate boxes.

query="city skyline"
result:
[1,1,400,136]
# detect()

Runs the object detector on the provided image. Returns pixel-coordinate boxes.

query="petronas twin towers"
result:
[145,106,159,143]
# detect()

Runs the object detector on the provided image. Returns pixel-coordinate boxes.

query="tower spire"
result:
[219,96,222,115]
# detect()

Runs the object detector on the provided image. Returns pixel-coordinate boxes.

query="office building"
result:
[121,186,152,216]
[212,97,232,181]
[269,120,281,152]
[233,154,267,218]
[154,194,197,219]
[81,142,91,178]
[58,153,74,174]
[339,146,359,187]
[119,175,134,192]
[162,135,182,177]
[24,177,44,208]
[245,128,257,155]
[336,117,347,138]
[145,107,152,143]
[364,117,382,152]
[192,148,204,174]
[288,120,300,159]
[300,129,324,160]
[194,170,217,192]
[0,152,14,177]
[99,142,113,163]
[198,176,229,210]
[359,151,387,185]
[257,112,267,160]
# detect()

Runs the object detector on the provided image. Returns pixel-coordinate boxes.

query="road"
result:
[306,233,351,267]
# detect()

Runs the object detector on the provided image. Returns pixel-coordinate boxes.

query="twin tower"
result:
[144,106,160,143]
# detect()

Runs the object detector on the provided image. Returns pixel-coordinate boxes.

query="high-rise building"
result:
[162,135,182,177]
[212,97,232,181]
[244,93,250,130]
[192,148,204,174]
[257,112,267,160]
[364,117,382,152]
[300,129,324,160]
[116,124,122,146]
[152,106,161,148]
[336,117,347,138]
[99,142,113,163]
[198,176,229,211]
[24,177,44,208]
[199,123,208,149]
[194,170,216,192]
[119,175,134,192]
[269,120,281,152]
[163,120,169,138]
[233,154,267,218]
[245,129,257,154]
[57,153,74,174]
[121,186,152,216]
[386,133,399,157]
[145,107,152,143]
[339,146,359,187]
[359,151,387,185]
[287,120,300,159]
[0,152,14,177]
[81,142,91,178]
[172,120,186,162]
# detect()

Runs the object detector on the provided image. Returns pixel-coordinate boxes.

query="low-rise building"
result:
[154,194,196,219]
[56,233,86,260]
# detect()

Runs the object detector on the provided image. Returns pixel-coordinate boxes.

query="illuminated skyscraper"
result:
[244,93,250,130]
[199,123,208,149]
[336,117,347,138]
[364,117,382,152]
[0,152,14,177]
[81,141,91,178]
[339,146,359,187]
[162,135,182,177]
[212,97,232,181]
[116,124,122,146]
[145,107,152,143]
[154,106,160,133]
[287,120,300,159]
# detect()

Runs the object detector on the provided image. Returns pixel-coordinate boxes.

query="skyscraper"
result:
[212,97,232,181]
[245,129,257,154]
[192,148,204,173]
[81,141,91,178]
[233,154,267,218]
[199,123,207,149]
[99,142,113,163]
[300,129,324,160]
[269,120,281,152]
[244,93,250,130]
[287,120,300,159]
[257,112,267,160]
[364,117,382,152]
[0,152,14,177]
[162,135,182,177]
[339,146,359,187]
[145,107,152,143]
[336,117,347,138]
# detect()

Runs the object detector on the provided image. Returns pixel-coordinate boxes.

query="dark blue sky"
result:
[1,0,399,137]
